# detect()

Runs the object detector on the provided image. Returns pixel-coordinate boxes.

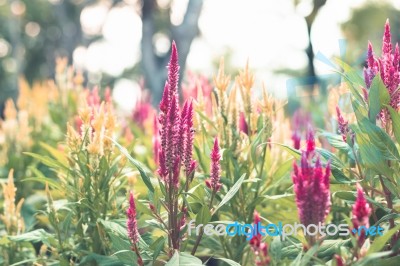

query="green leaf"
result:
[358,118,400,161]
[195,110,218,131]
[264,193,294,200]
[351,98,368,124]
[23,169,62,190]
[24,152,69,171]
[386,105,400,144]
[319,131,351,152]
[150,236,165,264]
[352,125,392,177]
[40,142,69,167]
[331,168,353,184]
[213,257,241,266]
[354,251,393,266]
[165,251,203,266]
[9,229,55,247]
[99,219,149,249]
[80,254,124,266]
[317,239,350,258]
[110,138,155,193]
[269,142,301,159]
[213,174,246,213]
[369,76,390,123]
[334,191,356,201]
[368,224,400,254]
[316,148,345,169]
[272,159,293,181]
[196,205,212,225]
[373,213,400,227]
[335,58,366,106]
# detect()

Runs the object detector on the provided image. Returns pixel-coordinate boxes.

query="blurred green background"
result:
[0,0,399,114]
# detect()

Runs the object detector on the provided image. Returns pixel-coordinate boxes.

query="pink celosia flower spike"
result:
[306,125,315,154]
[367,42,376,69]
[352,184,371,246]
[364,42,378,89]
[183,100,196,177]
[126,191,139,245]
[126,192,144,265]
[239,112,248,135]
[167,41,180,100]
[291,131,301,150]
[249,211,270,266]
[153,115,160,165]
[205,137,222,192]
[336,106,349,142]
[292,127,331,240]
[382,19,392,55]
[249,211,262,248]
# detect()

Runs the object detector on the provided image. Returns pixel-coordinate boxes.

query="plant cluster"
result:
[0,21,399,266]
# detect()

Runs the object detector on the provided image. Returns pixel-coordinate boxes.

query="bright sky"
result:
[76,0,397,111]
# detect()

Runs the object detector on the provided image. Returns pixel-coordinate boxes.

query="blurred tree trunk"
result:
[0,0,23,118]
[141,0,203,106]
[304,0,327,92]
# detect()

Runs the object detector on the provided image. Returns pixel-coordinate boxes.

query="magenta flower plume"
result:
[363,20,400,125]
[126,191,139,245]
[152,115,160,165]
[249,211,270,266]
[167,41,180,99]
[133,101,154,128]
[305,125,315,154]
[157,41,196,187]
[183,100,195,177]
[249,211,262,249]
[363,42,378,89]
[382,19,392,55]
[290,110,313,150]
[292,130,301,150]
[205,137,222,192]
[336,106,349,142]
[292,127,331,228]
[352,184,371,230]
[239,112,248,135]
[292,109,311,131]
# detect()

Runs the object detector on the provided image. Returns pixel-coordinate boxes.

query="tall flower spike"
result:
[293,127,331,244]
[126,191,139,245]
[367,42,375,69]
[382,19,392,55]
[306,125,315,154]
[1,169,25,235]
[249,211,270,266]
[292,130,301,150]
[352,184,371,247]
[205,137,222,191]
[364,42,378,89]
[168,41,180,100]
[183,100,195,177]
[336,106,349,142]
[153,115,160,165]
[352,184,371,230]
[126,191,143,266]
[293,152,331,228]
[239,112,248,135]
[213,57,230,92]
[249,211,262,249]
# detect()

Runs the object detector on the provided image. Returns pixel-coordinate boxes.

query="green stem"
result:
[191,191,216,255]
